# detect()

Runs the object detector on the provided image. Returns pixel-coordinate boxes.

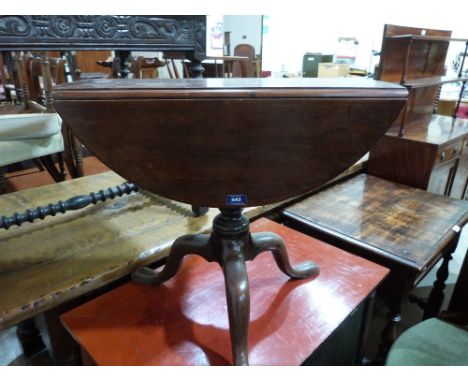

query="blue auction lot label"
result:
[226,194,248,206]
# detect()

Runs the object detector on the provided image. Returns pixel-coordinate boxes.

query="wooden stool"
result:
[60,218,389,366]
[282,173,468,362]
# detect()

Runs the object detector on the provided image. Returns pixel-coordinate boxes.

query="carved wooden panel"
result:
[0,16,206,60]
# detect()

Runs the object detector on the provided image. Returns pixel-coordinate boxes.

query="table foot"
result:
[250,232,320,279]
[220,239,250,366]
[132,208,320,365]
[131,234,212,285]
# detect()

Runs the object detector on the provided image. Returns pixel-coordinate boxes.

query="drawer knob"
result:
[440,152,446,160]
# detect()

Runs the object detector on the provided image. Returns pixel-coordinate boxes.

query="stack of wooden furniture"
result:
[2,18,467,366]
[0,52,76,190]
[279,24,468,365]
[0,15,209,364]
[282,173,468,362]
[368,24,468,200]
[232,44,258,78]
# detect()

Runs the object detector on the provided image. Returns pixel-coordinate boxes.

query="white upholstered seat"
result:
[0,113,62,140]
[0,113,64,167]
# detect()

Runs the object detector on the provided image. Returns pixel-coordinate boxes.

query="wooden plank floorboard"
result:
[3,156,109,194]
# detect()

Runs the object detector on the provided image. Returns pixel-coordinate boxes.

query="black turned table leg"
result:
[192,205,209,217]
[0,168,6,195]
[131,208,320,365]
[423,235,459,320]
[376,310,401,364]
[374,271,411,365]
[39,154,66,183]
[116,51,131,79]
[16,318,46,358]
[189,58,204,78]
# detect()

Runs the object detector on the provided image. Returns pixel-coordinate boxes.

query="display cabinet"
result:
[368,24,468,199]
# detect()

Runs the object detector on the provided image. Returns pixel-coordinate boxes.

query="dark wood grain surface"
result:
[53,77,405,91]
[369,24,468,198]
[283,174,468,271]
[368,115,468,193]
[60,218,389,366]
[378,24,451,83]
[385,114,468,145]
[383,25,452,38]
[0,16,206,61]
[53,78,407,207]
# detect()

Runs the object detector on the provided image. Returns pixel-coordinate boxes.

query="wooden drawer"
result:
[434,139,463,166]
[428,157,458,196]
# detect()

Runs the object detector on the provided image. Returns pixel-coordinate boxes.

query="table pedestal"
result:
[131,208,320,365]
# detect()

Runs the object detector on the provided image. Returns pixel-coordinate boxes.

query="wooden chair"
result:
[0,52,15,102]
[232,44,257,78]
[129,56,167,79]
[386,248,468,365]
[385,313,468,365]
[66,51,112,81]
[0,52,32,111]
[163,52,190,79]
[0,52,83,191]
[36,54,84,178]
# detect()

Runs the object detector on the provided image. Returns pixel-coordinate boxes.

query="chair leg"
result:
[16,318,46,359]
[62,122,84,179]
[0,168,7,194]
[38,154,66,183]
[33,158,45,172]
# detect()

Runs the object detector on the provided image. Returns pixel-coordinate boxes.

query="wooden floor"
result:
[2,156,109,194]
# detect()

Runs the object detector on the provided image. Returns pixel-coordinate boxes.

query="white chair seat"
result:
[0,113,62,140]
[0,133,64,167]
[0,113,64,167]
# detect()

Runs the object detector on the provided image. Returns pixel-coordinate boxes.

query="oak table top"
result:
[61,218,389,366]
[283,173,468,273]
[0,171,278,330]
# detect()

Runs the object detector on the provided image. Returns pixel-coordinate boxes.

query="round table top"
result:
[53,78,407,207]
[54,77,406,97]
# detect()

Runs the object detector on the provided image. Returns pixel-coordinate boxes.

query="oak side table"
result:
[282,173,468,362]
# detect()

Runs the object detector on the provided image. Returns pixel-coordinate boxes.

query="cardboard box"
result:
[317,63,349,78]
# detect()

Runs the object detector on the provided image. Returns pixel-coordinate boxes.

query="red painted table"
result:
[61,218,389,365]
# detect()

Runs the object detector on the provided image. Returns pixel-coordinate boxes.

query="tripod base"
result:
[132,208,320,365]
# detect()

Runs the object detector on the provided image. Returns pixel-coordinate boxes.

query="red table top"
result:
[61,218,388,365]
